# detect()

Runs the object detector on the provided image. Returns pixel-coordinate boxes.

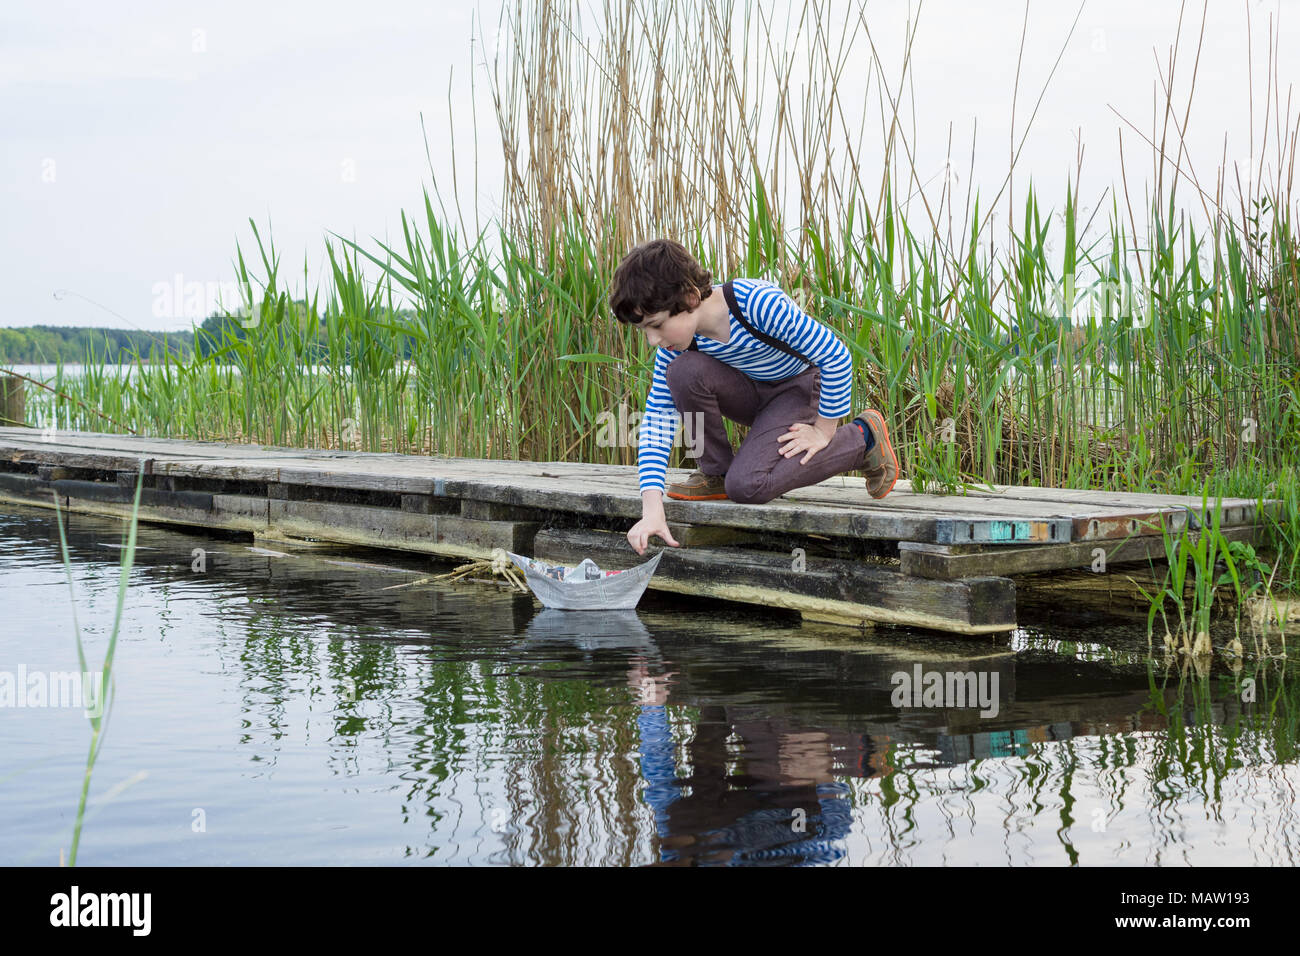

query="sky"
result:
[2,0,1297,333]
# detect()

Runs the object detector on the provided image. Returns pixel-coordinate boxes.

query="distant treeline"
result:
[0,304,423,365]
[0,325,196,364]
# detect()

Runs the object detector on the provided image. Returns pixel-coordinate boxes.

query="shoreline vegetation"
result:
[4,1,1299,649]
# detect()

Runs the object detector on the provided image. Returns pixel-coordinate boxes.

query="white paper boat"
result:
[504,551,663,610]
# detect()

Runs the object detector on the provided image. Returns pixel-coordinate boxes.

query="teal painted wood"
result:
[935,518,1072,545]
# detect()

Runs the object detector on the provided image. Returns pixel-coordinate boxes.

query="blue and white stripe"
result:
[637,277,854,493]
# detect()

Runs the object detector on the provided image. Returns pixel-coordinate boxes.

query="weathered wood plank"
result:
[885,479,1269,525]
[899,524,1263,579]
[933,516,1073,544]
[533,528,1017,635]
[460,498,543,522]
[61,496,216,530]
[211,494,271,531]
[0,469,52,501]
[788,483,1240,540]
[0,429,346,460]
[263,498,539,560]
[50,478,214,512]
[2,443,156,472]
[663,523,765,548]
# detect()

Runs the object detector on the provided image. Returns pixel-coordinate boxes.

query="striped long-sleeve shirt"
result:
[637,278,853,493]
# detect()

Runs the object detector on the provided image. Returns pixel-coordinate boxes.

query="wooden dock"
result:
[0,426,1278,635]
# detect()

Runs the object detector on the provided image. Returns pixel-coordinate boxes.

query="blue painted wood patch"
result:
[935,517,1071,545]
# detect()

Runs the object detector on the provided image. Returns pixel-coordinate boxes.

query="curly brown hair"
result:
[608,238,714,324]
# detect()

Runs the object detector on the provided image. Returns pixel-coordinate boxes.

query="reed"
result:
[52,463,144,865]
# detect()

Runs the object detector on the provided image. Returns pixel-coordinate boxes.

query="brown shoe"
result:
[666,470,729,500]
[856,409,899,499]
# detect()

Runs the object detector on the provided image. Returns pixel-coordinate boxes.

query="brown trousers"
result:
[664,350,867,504]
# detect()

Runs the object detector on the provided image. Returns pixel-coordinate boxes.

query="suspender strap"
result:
[689,280,814,366]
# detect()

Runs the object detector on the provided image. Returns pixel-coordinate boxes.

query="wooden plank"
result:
[885,479,1268,525]
[0,428,342,460]
[460,498,543,522]
[151,458,434,492]
[264,498,539,560]
[0,428,636,472]
[664,523,765,548]
[889,477,1259,508]
[2,443,156,472]
[211,493,270,531]
[934,516,1072,544]
[50,478,214,512]
[0,470,51,500]
[789,483,1217,541]
[61,496,216,530]
[533,528,1017,635]
[0,470,220,519]
[155,458,285,482]
[899,524,1263,579]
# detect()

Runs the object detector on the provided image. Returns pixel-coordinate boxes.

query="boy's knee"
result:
[725,471,774,505]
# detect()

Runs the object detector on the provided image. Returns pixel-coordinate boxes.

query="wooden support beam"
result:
[264,498,539,559]
[460,498,539,522]
[663,523,764,548]
[211,493,271,530]
[50,477,213,512]
[0,469,50,500]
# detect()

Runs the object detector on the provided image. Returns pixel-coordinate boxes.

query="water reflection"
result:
[2,503,1298,866]
[520,609,851,865]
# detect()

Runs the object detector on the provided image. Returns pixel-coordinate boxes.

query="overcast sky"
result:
[2,0,1296,332]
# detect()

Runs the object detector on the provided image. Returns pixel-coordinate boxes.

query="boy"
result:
[609,238,899,555]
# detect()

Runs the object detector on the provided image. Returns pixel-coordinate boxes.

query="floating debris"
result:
[384,548,530,592]
[247,546,294,558]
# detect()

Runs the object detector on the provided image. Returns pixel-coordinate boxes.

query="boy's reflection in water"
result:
[628,659,853,866]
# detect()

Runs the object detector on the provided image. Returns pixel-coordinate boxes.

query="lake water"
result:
[2,501,1298,866]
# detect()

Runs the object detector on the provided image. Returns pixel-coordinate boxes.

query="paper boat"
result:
[504,551,663,610]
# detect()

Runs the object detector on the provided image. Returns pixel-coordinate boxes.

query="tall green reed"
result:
[52,463,143,865]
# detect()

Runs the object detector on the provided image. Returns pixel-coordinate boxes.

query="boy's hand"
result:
[779,418,834,464]
[628,514,680,554]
